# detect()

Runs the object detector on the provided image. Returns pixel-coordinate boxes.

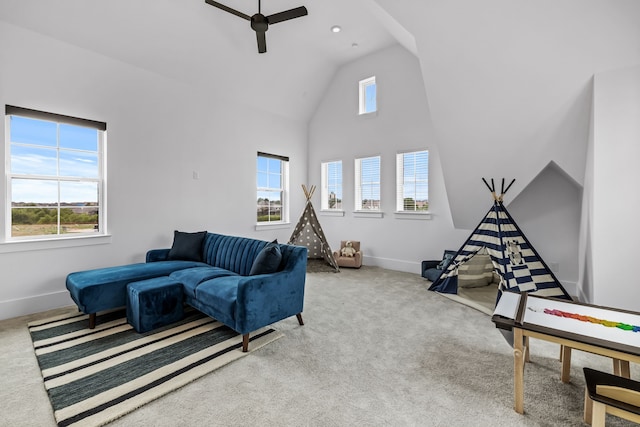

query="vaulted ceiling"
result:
[0,0,406,121]
[3,0,640,229]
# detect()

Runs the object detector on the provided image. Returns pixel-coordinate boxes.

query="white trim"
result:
[0,233,112,253]
[0,292,74,322]
[358,76,377,115]
[364,255,421,274]
[5,110,107,241]
[255,222,291,231]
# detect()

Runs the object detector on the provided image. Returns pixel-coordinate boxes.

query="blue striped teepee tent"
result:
[428,178,572,304]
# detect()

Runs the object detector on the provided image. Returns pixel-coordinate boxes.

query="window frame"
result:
[354,155,381,212]
[256,151,289,226]
[358,76,377,115]
[396,149,430,216]
[320,160,343,212]
[4,105,107,242]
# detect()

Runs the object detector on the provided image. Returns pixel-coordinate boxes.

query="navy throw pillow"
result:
[168,230,207,262]
[249,240,282,275]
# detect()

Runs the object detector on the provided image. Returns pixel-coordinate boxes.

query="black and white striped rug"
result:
[28,308,282,427]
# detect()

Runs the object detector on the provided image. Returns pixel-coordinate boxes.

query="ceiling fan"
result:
[205,0,308,54]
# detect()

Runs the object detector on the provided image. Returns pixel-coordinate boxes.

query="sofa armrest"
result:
[422,260,440,271]
[146,248,170,263]
[233,245,307,334]
[233,268,306,334]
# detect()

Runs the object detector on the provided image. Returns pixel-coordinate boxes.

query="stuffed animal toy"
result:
[341,241,357,257]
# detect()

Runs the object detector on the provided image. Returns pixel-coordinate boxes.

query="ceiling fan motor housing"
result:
[251,14,269,32]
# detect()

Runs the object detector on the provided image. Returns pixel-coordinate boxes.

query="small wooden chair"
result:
[583,367,640,426]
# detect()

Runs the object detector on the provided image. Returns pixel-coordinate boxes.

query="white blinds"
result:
[396,150,429,212]
[355,156,381,210]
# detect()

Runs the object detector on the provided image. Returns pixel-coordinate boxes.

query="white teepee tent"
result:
[289,185,339,271]
[429,178,572,304]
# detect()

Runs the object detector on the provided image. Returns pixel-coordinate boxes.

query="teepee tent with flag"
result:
[288,185,339,271]
[428,178,572,304]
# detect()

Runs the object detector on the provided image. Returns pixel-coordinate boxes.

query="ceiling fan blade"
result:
[204,0,251,21]
[256,31,267,53]
[267,6,308,25]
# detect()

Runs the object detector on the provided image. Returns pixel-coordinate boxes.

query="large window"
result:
[6,106,106,240]
[396,150,429,212]
[359,76,377,115]
[355,156,381,211]
[321,160,342,210]
[256,152,289,223]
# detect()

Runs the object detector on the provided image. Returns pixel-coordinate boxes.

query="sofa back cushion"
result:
[203,233,276,276]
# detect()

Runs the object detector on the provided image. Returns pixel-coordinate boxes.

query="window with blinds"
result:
[6,105,107,240]
[256,152,289,224]
[396,150,429,212]
[355,156,381,211]
[321,161,343,210]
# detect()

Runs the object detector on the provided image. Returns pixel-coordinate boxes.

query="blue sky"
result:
[10,116,99,204]
[256,156,282,203]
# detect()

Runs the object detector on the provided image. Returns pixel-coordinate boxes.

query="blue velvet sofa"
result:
[66,232,308,351]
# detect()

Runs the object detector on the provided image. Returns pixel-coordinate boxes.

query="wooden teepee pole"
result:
[302,184,316,200]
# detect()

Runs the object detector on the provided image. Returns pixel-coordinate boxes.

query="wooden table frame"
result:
[493,295,640,415]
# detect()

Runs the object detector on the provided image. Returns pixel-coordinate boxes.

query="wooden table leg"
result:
[514,327,525,414]
[613,359,631,378]
[561,345,572,383]
[584,387,593,424]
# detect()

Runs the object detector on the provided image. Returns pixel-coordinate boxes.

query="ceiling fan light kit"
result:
[205,0,308,54]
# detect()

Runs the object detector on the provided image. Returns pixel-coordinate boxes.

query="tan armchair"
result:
[333,240,362,269]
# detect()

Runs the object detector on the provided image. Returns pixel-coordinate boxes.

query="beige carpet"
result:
[1,266,637,426]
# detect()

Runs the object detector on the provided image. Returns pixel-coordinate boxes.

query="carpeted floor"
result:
[0,266,637,426]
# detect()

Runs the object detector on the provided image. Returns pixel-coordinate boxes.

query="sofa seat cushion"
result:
[195,279,238,323]
[66,260,208,313]
[170,266,238,298]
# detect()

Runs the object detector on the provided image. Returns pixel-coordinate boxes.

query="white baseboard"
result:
[0,291,74,321]
[363,256,421,275]
[559,280,579,301]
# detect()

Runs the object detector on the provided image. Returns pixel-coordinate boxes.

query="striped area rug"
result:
[28,308,282,427]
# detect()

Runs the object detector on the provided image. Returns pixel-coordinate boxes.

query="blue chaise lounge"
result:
[66,231,307,351]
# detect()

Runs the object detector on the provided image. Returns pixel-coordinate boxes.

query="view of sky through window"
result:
[10,116,99,204]
[256,154,284,222]
[8,112,103,238]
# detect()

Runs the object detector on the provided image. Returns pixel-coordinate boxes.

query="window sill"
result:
[353,211,384,218]
[320,210,345,217]
[0,234,112,254]
[255,222,291,231]
[394,211,432,220]
[358,111,378,119]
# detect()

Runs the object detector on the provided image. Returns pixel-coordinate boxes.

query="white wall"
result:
[507,163,582,297]
[0,22,308,320]
[308,45,468,272]
[588,65,640,310]
[373,0,640,231]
